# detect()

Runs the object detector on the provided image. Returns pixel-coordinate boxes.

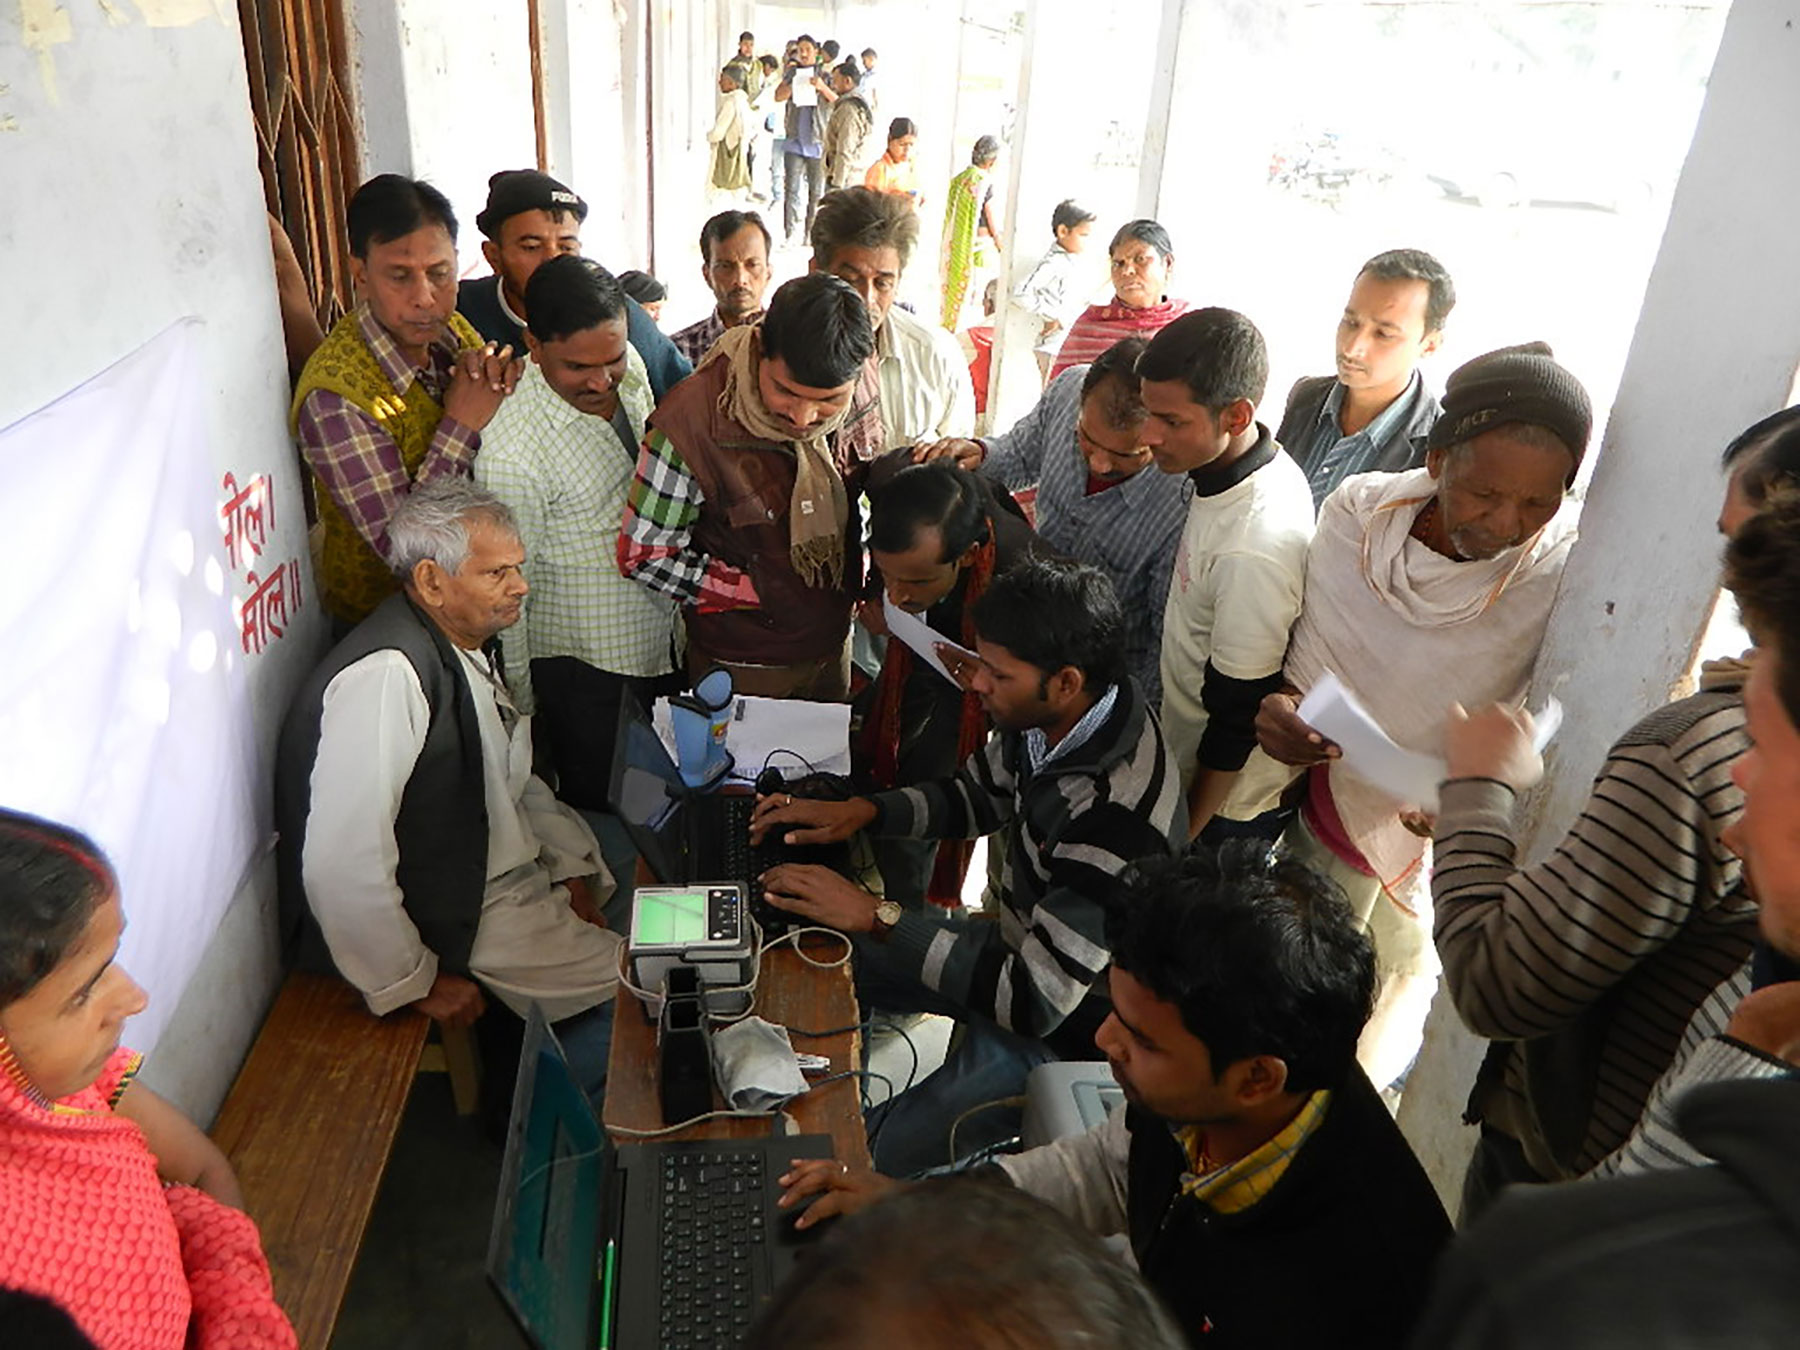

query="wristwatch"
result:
[871,899,903,938]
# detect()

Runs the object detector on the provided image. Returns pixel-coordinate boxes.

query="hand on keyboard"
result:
[748,793,876,847]
[759,863,880,933]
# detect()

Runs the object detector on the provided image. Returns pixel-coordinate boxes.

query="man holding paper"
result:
[857,458,1040,909]
[1241,342,1591,1088]
[750,558,1180,1176]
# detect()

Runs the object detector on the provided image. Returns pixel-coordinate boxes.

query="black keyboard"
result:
[712,797,798,936]
[656,1149,768,1348]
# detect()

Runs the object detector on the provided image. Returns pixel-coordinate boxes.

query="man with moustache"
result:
[618,273,881,700]
[670,210,774,366]
[474,257,680,811]
[293,174,518,628]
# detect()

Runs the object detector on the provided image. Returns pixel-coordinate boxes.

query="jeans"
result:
[854,927,1059,1178]
[782,151,824,241]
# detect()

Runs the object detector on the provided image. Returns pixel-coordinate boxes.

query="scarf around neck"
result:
[698,324,853,588]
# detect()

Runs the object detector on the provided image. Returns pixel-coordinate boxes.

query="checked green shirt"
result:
[474,349,677,711]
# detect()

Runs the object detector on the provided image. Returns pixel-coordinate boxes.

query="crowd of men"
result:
[252,56,1800,1341]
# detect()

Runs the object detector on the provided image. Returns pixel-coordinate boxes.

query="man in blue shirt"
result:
[1275,248,1454,511]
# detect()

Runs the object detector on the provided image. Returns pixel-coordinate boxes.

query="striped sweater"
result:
[1432,685,1756,1179]
[868,678,1181,1058]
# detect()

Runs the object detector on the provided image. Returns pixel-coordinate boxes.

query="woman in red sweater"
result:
[0,809,295,1349]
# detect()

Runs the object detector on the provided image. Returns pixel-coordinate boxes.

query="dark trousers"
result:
[530,656,682,813]
[782,151,824,240]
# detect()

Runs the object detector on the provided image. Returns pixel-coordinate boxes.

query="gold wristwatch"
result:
[871,899,903,937]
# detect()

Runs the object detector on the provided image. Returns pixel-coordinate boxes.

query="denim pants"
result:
[854,927,1058,1177]
[782,151,824,240]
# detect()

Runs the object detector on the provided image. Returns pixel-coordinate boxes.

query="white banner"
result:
[0,319,263,1053]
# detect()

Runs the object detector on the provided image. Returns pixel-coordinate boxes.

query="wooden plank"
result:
[212,973,428,1350]
[604,939,871,1169]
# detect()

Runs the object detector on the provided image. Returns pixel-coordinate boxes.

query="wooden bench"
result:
[211,972,477,1350]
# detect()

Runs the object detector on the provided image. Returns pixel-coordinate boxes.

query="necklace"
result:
[1409,497,1440,545]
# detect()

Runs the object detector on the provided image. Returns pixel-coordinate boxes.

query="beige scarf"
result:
[697,325,851,588]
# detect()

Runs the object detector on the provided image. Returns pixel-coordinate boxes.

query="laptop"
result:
[487,1008,835,1350]
[607,694,851,933]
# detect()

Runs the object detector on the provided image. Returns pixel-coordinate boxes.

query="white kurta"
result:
[301,645,621,1020]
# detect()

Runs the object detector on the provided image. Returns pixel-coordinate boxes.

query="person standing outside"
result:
[775,35,833,247]
[863,118,922,203]
[822,62,875,190]
[940,135,1001,330]
[706,64,754,197]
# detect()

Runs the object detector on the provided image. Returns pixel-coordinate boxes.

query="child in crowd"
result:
[1014,199,1097,384]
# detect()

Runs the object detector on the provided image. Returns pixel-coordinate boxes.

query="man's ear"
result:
[1228,1055,1291,1108]
[481,238,503,275]
[1418,327,1444,361]
[524,331,543,367]
[409,559,447,609]
[1220,397,1256,438]
[1425,444,1448,481]
[1046,664,1085,706]
[349,254,368,298]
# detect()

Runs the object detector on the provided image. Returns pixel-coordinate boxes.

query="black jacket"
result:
[274,593,489,977]
[1276,374,1441,506]
[1129,1066,1452,1348]
[1412,1075,1800,1349]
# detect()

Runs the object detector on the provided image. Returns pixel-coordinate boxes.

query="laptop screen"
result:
[607,695,689,883]
[487,1010,606,1350]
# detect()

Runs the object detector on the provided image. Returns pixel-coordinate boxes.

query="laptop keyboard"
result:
[657,1149,768,1347]
[716,795,787,884]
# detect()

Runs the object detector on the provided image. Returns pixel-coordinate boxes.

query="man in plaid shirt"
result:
[669,209,772,367]
[292,175,520,627]
[475,256,680,811]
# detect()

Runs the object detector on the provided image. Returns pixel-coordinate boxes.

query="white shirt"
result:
[1159,450,1316,793]
[877,303,976,449]
[301,645,621,1019]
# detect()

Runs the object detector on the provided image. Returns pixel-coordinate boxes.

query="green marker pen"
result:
[597,1238,618,1350]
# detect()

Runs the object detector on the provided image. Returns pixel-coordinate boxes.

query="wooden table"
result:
[603,934,872,1169]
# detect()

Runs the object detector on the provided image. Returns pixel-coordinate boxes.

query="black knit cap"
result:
[1427,340,1593,478]
[475,169,589,239]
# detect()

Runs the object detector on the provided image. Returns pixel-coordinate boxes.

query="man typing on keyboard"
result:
[748,558,1180,1175]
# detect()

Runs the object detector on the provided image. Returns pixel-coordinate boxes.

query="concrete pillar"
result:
[1397,0,1800,1210]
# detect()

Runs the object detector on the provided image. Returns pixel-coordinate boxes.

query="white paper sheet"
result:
[653,694,851,784]
[883,594,979,686]
[1296,671,1562,812]
[790,66,818,107]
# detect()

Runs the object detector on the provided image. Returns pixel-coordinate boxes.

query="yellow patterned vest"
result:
[290,310,484,623]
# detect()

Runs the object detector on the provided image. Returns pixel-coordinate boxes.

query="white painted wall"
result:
[0,5,323,1123]
[1398,0,1800,1208]
[349,0,540,276]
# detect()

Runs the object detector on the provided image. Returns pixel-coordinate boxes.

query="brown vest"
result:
[647,358,864,665]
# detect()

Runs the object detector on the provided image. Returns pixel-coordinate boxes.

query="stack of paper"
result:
[1295,671,1562,812]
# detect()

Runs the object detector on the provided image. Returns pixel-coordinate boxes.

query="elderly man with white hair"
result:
[275,478,619,1098]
